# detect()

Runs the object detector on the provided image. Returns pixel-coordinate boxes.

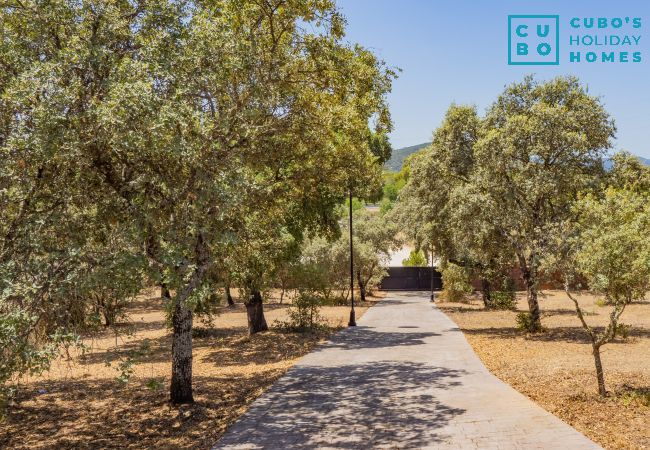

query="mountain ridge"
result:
[384,142,430,171]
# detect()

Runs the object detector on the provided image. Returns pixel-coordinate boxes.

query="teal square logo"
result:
[508,15,560,65]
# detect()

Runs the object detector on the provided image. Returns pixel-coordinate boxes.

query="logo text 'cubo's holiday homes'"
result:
[508,15,643,65]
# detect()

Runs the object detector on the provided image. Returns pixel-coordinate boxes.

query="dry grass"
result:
[438,290,650,450]
[0,290,377,449]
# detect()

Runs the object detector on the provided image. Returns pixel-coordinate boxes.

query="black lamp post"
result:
[430,246,435,303]
[348,190,356,327]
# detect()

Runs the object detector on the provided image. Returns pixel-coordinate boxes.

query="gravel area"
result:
[1,290,371,449]
[439,290,650,450]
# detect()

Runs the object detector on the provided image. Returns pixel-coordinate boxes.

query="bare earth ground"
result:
[0,290,375,449]
[438,290,650,450]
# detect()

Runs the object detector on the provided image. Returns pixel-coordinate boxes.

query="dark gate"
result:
[378,266,443,291]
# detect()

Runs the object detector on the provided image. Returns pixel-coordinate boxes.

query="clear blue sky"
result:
[337,0,650,158]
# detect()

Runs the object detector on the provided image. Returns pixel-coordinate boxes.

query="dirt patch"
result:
[438,290,650,450]
[1,291,375,449]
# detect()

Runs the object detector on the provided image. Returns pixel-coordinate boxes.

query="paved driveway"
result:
[215,292,600,449]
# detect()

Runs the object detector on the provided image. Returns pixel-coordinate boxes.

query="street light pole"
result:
[348,190,356,327]
[430,246,435,303]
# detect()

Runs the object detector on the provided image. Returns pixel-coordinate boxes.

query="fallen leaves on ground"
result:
[439,290,650,450]
[0,293,373,449]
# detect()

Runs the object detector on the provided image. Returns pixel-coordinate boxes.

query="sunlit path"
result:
[215,292,600,449]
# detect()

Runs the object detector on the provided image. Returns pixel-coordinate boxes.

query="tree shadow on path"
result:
[216,361,466,449]
[312,325,441,352]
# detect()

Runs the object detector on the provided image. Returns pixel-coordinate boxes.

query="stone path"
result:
[215,292,601,449]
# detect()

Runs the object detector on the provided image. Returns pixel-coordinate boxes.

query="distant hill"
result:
[384,142,429,172]
[386,143,650,172]
[604,154,650,170]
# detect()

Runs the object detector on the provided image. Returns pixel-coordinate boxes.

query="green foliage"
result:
[146,378,164,391]
[440,263,472,302]
[594,298,609,307]
[320,296,351,307]
[106,339,152,386]
[380,152,416,211]
[368,132,393,166]
[391,104,482,257]
[571,188,650,302]
[348,209,401,297]
[489,278,517,310]
[0,308,82,409]
[515,312,536,332]
[275,291,325,332]
[0,310,74,399]
[394,76,616,331]
[189,285,223,321]
[379,197,394,214]
[348,197,367,213]
[490,291,517,311]
[293,209,399,302]
[402,249,427,267]
[81,250,146,327]
[560,187,650,394]
[383,172,408,202]
[476,76,614,297]
[614,323,631,340]
[295,237,350,302]
[115,359,137,386]
[0,0,395,402]
[619,388,650,407]
[608,152,650,193]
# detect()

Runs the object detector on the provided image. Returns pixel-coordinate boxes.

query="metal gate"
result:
[378,266,443,291]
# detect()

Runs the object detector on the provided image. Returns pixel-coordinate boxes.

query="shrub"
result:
[379,197,393,214]
[293,238,348,301]
[594,297,609,307]
[620,388,650,407]
[78,251,145,328]
[402,249,427,267]
[516,312,537,332]
[491,291,517,310]
[440,263,472,302]
[0,309,79,410]
[615,323,632,340]
[275,291,325,332]
[320,296,349,307]
[91,292,130,327]
[490,278,517,310]
[105,339,151,386]
[146,378,164,391]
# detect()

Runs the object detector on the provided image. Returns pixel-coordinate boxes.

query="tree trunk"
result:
[481,279,492,308]
[102,311,114,327]
[518,258,542,332]
[161,283,171,302]
[170,298,193,404]
[524,281,542,332]
[245,290,268,335]
[225,285,235,307]
[356,270,366,303]
[592,344,607,396]
[168,232,208,404]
